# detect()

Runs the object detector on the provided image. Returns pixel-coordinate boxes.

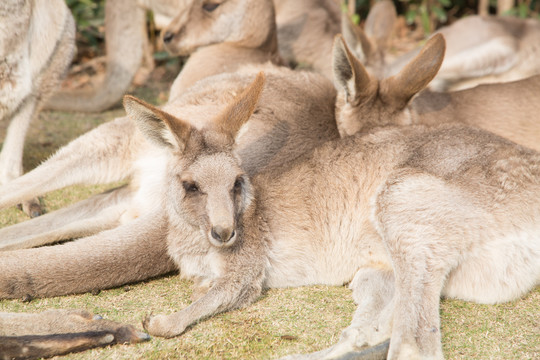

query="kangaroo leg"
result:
[280,267,393,360]
[0,98,43,218]
[0,210,176,299]
[373,172,475,360]
[0,184,134,251]
[0,309,149,360]
[0,116,143,211]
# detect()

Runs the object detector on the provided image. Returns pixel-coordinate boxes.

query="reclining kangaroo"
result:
[333,33,540,152]
[0,0,75,217]
[46,0,341,113]
[0,69,338,358]
[343,0,540,91]
[2,69,540,360]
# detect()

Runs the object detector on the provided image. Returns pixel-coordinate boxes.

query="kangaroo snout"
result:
[210,225,236,246]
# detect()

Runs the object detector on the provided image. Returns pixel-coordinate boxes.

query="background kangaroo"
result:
[46,0,341,113]
[0,0,75,217]
[344,0,540,91]
[332,33,540,152]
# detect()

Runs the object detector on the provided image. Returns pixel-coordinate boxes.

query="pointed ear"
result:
[332,34,377,103]
[123,95,192,152]
[364,0,397,52]
[214,72,266,139]
[381,33,446,106]
[340,11,372,64]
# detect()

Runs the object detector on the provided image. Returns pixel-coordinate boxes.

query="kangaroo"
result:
[332,33,540,152]
[44,0,182,113]
[0,0,75,217]
[0,69,337,358]
[160,0,285,100]
[343,0,540,91]
[46,0,341,113]
[2,71,540,359]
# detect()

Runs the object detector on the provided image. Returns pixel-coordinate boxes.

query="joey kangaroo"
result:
[0,0,75,217]
[332,33,540,152]
[343,0,540,91]
[0,69,337,358]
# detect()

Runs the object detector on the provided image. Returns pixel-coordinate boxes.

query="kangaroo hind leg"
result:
[372,170,483,360]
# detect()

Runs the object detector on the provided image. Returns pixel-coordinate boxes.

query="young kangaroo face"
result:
[123,73,265,248]
[161,0,272,56]
[170,148,252,248]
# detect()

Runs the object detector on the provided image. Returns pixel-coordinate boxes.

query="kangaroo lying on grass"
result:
[0,0,75,217]
[333,33,540,152]
[2,71,540,359]
[343,0,540,91]
[0,68,337,358]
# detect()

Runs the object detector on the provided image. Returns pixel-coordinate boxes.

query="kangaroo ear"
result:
[381,33,446,107]
[364,0,397,52]
[215,72,266,140]
[123,95,192,152]
[340,12,373,64]
[333,34,377,103]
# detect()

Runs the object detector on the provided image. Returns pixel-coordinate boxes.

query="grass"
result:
[0,77,539,359]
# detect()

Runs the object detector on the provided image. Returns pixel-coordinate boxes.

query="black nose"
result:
[211,227,235,243]
[163,31,174,44]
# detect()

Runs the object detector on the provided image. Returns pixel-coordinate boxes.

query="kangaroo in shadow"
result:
[2,71,540,359]
[332,32,540,152]
[343,0,540,91]
[0,0,75,217]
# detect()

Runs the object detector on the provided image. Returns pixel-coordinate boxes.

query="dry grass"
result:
[0,78,538,359]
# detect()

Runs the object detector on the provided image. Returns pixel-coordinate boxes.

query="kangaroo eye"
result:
[233,177,244,192]
[183,181,199,193]
[203,3,220,12]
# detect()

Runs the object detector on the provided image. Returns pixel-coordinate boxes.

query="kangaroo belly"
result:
[443,227,540,304]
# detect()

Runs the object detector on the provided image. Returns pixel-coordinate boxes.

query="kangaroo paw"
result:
[18,197,43,218]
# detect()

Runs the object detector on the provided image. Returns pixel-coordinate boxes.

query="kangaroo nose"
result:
[211,226,235,243]
[162,31,174,44]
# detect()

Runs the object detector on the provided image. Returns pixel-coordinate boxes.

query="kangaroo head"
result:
[124,72,265,248]
[332,33,445,137]
[341,0,397,78]
[161,0,277,56]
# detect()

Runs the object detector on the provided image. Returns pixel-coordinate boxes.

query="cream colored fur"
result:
[0,0,75,217]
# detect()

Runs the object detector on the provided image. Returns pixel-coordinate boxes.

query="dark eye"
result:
[183,181,199,193]
[203,2,220,12]
[233,177,244,193]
